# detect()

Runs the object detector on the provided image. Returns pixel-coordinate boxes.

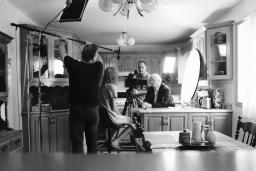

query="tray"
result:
[181,141,213,147]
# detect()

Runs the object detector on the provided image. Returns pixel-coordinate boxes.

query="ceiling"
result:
[7,0,240,47]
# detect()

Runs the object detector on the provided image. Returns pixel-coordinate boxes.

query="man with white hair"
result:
[142,73,174,108]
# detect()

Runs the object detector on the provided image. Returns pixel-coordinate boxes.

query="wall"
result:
[0,0,37,129]
[212,0,256,136]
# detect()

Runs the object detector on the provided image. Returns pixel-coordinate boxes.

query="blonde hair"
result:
[102,67,118,86]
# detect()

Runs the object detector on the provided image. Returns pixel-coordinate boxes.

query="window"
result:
[163,56,176,73]
[237,12,256,118]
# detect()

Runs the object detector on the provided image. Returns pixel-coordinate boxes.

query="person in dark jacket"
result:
[142,73,174,108]
[59,39,103,154]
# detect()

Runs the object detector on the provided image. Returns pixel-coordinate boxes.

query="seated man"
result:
[142,73,175,108]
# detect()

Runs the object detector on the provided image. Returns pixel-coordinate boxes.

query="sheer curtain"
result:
[238,12,256,118]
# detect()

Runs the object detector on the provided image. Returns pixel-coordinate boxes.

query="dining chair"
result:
[97,107,136,153]
[235,116,256,147]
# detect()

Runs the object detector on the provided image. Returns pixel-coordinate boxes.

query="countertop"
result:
[132,106,232,113]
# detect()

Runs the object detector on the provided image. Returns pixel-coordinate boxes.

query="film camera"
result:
[121,71,147,116]
[124,71,147,88]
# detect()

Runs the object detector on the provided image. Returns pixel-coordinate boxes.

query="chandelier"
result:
[116,32,135,46]
[99,0,158,19]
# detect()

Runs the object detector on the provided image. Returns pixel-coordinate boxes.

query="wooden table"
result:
[144,131,254,152]
[1,151,256,171]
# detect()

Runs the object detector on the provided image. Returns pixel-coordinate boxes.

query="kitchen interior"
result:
[1,0,256,170]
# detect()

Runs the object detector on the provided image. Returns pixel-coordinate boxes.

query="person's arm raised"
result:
[58,39,68,61]
[94,52,103,64]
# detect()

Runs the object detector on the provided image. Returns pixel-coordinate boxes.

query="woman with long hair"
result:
[99,67,134,150]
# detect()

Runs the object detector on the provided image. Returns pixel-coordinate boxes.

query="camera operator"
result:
[134,61,151,107]
[136,61,150,91]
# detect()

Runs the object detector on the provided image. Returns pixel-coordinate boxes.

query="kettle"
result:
[202,97,211,109]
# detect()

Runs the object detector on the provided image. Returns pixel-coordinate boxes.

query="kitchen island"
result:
[132,107,232,136]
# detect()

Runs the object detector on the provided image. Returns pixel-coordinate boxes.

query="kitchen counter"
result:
[132,107,232,136]
[132,106,232,113]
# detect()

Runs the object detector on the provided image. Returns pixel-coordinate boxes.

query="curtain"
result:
[238,12,256,118]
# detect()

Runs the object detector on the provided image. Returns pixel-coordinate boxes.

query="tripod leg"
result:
[122,100,129,116]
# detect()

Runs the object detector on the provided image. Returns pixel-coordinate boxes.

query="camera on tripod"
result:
[124,71,147,88]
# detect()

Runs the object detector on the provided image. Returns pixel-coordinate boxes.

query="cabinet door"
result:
[213,112,232,136]
[107,53,119,69]
[206,21,233,80]
[166,113,188,131]
[189,113,209,130]
[29,112,70,153]
[144,114,164,131]
[150,56,162,75]
[119,54,135,71]
[30,115,51,152]
[54,114,70,152]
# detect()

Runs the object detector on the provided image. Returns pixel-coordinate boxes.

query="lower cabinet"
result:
[145,114,164,131]
[189,113,210,130]
[141,111,232,136]
[22,110,70,152]
[166,114,188,131]
[144,113,188,131]
[213,113,232,137]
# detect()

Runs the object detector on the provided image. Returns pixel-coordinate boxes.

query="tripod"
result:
[122,88,138,117]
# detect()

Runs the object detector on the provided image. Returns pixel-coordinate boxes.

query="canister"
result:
[179,129,190,144]
[202,97,211,109]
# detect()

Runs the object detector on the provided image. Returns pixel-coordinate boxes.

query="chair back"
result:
[235,116,256,147]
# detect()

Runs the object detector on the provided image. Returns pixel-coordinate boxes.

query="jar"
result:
[179,129,190,144]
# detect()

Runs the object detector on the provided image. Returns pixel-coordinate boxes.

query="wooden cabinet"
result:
[143,113,188,132]
[133,108,232,136]
[189,113,210,129]
[150,55,162,75]
[166,113,188,131]
[22,110,70,152]
[101,52,119,70]
[100,52,164,75]
[145,114,165,131]
[0,131,23,153]
[213,112,232,136]
[206,21,234,80]
[191,27,206,59]
[119,54,135,71]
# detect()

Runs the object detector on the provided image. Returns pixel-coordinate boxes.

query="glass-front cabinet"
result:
[22,25,73,87]
[206,21,234,80]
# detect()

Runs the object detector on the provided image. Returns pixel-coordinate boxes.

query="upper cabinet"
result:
[100,52,164,76]
[119,54,135,71]
[191,27,206,59]
[206,21,234,80]
[190,20,234,80]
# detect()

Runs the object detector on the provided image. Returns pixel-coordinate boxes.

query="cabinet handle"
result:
[53,117,56,124]
[162,117,168,125]
[48,117,52,125]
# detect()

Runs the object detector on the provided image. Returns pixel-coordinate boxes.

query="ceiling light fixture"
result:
[116,32,135,47]
[99,0,158,19]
